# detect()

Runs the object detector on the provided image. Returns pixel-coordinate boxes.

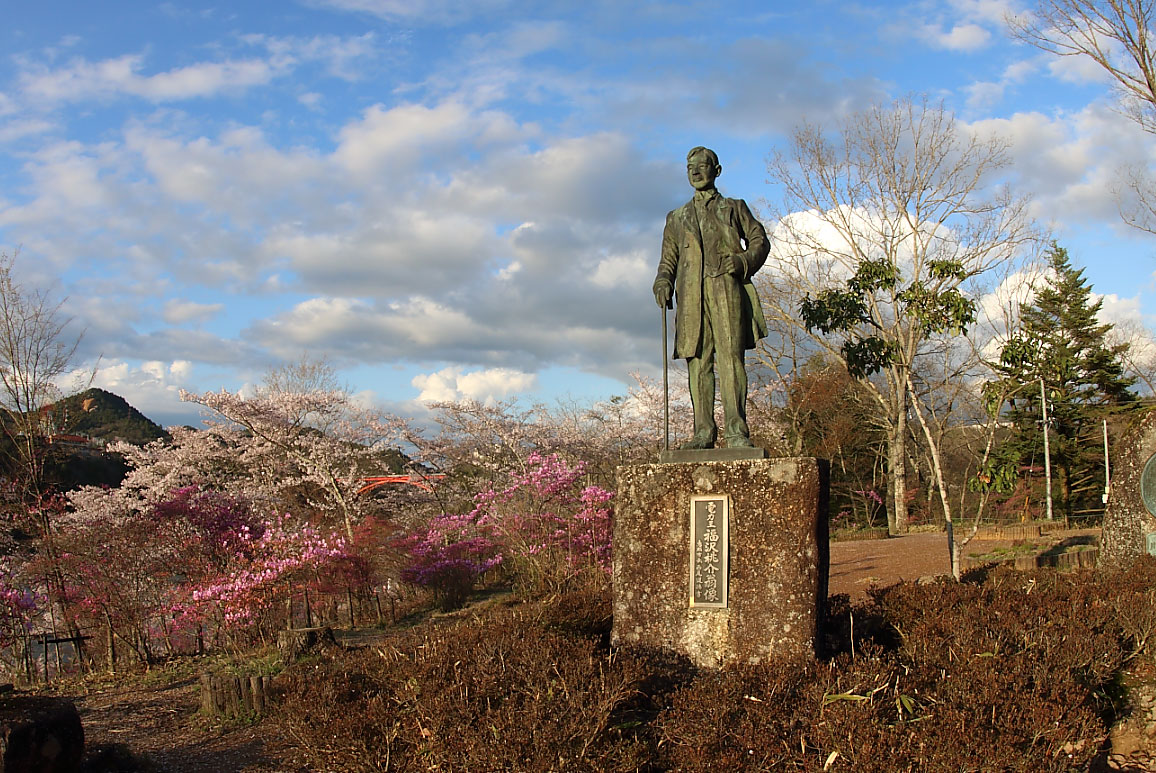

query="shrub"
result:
[273,559,1156,772]
[274,606,650,772]
[393,511,503,610]
[395,452,613,607]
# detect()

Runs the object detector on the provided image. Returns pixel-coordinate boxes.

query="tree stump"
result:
[276,627,338,663]
[0,695,84,773]
[198,673,273,720]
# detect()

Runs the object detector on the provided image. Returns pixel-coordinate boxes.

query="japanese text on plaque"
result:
[691,495,728,607]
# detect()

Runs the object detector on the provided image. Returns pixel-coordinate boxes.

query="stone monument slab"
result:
[1102,410,1156,568]
[659,447,767,464]
[611,457,828,667]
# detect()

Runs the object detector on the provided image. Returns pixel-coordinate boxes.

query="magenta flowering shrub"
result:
[398,452,614,605]
[55,484,359,661]
[0,565,40,650]
[850,488,886,528]
[473,452,613,592]
[151,485,261,564]
[395,512,503,609]
[188,513,353,626]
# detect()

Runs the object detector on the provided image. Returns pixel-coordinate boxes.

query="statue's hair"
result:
[687,146,720,167]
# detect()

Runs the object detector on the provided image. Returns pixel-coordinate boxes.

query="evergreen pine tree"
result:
[992,243,1135,519]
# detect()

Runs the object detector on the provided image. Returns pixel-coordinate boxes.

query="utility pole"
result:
[1103,418,1111,504]
[1040,377,1053,521]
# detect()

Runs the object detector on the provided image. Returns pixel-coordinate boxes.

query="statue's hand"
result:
[653,280,673,308]
[721,255,742,277]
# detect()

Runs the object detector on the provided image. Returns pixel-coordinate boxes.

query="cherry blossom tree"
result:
[179,386,407,538]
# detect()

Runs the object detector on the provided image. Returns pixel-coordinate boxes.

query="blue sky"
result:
[1,0,1154,427]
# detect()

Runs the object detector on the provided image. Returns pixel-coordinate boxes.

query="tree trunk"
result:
[887,412,909,535]
[907,377,956,577]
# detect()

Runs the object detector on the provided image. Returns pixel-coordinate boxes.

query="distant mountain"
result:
[53,388,168,445]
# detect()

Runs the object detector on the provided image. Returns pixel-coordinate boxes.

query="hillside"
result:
[53,388,168,445]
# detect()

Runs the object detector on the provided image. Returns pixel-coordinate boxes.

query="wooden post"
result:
[250,675,266,713]
[22,628,32,684]
[49,604,62,674]
[239,675,252,714]
[347,586,355,628]
[106,612,116,674]
[304,588,313,629]
[199,673,213,714]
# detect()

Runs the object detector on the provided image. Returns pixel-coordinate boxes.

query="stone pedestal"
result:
[611,457,828,667]
[1101,410,1156,569]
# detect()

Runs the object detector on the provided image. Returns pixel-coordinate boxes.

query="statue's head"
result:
[686,146,721,192]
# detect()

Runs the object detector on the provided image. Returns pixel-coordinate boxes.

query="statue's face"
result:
[687,153,720,191]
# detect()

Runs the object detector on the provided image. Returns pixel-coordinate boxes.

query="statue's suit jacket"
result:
[655,194,769,360]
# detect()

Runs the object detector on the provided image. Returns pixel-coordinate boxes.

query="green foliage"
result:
[989,243,1136,517]
[53,388,168,445]
[968,443,1020,494]
[801,256,977,379]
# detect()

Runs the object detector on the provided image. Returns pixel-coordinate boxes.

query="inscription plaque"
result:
[690,494,729,608]
[1142,453,1156,517]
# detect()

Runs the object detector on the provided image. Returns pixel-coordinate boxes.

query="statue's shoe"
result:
[679,436,716,450]
[727,436,755,448]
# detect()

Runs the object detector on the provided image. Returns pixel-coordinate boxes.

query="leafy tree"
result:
[766,98,1035,533]
[989,243,1136,519]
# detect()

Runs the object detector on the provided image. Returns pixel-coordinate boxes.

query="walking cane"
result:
[662,302,670,452]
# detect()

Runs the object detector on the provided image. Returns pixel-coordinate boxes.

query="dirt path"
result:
[74,677,302,772]
[829,527,1100,600]
[829,532,953,599]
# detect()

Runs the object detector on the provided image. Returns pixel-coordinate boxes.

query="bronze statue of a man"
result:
[653,146,769,449]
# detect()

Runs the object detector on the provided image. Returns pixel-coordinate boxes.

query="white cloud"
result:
[412,366,537,404]
[248,32,381,81]
[1099,292,1145,325]
[966,80,1006,110]
[1003,59,1036,82]
[254,297,378,345]
[967,105,1153,226]
[1047,54,1116,86]
[64,358,201,427]
[20,54,282,103]
[936,23,992,51]
[496,260,522,280]
[128,126,327,209]
[589,252,650,289]
[333,100,523,177]
[0,118,55,143]
[163,299,224,325]
[311,0,512,23]
[948,0,1018,25]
